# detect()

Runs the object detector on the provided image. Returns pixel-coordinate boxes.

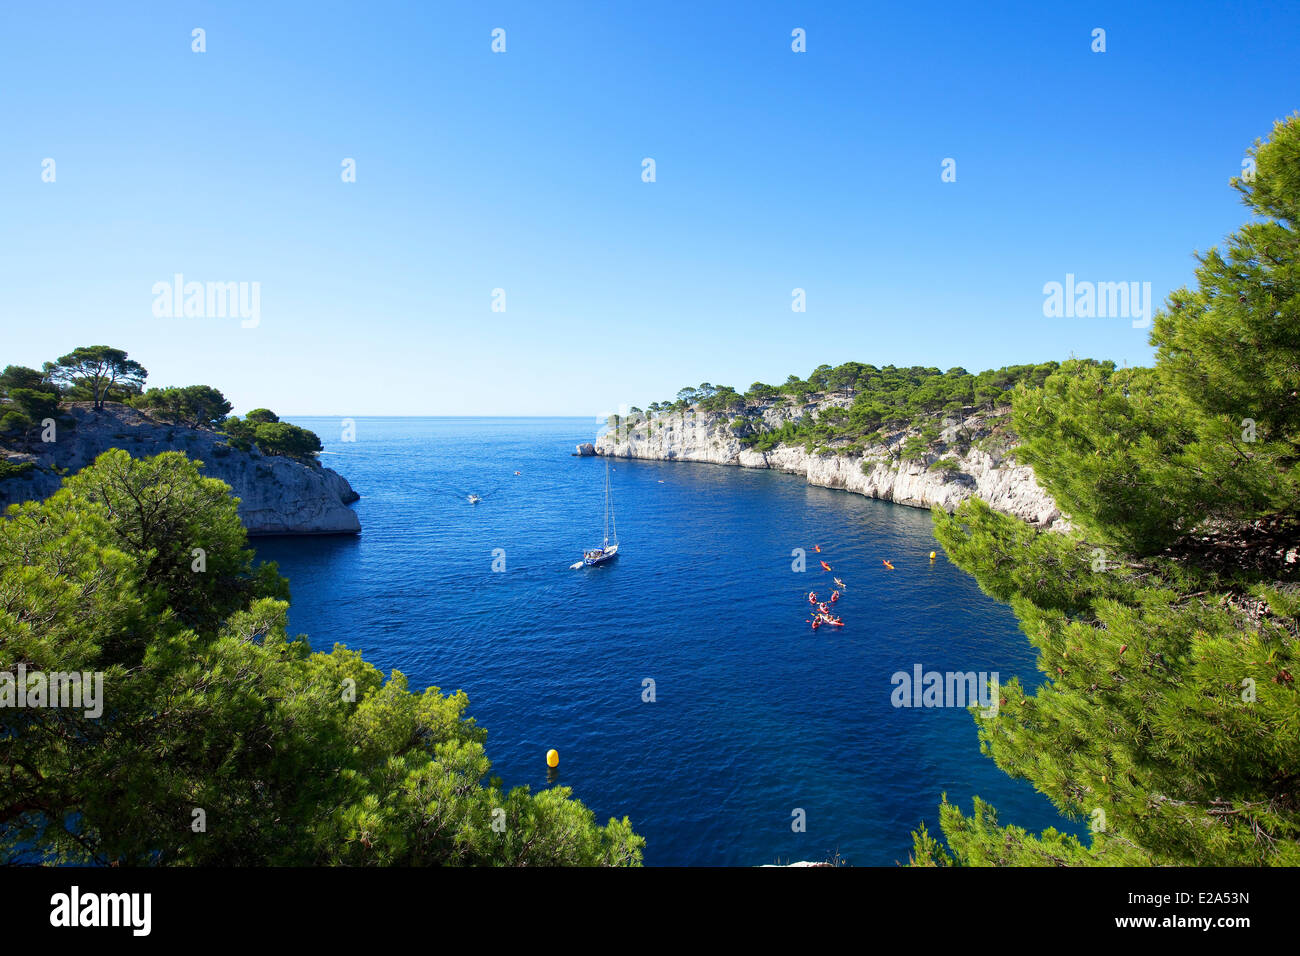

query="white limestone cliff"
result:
[0,404,360,535]
[594,402,1064,529]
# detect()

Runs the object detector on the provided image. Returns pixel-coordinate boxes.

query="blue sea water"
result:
[253,416,1082,866]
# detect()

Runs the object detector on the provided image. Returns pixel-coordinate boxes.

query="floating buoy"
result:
[929,551,936,561]
[546,749,559,768]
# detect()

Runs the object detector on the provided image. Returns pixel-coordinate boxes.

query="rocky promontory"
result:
[594,400,1064,529]
[0,404,360,535]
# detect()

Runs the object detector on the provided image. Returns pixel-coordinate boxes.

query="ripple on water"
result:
[255,417,1082,865]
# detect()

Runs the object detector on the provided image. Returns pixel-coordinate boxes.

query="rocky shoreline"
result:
[0,404,360,535]
[588,403,1064,529]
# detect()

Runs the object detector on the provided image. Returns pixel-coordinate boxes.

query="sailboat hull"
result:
[583,543,619,566]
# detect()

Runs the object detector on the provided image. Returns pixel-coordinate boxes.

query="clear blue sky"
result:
[2,1,1297,415]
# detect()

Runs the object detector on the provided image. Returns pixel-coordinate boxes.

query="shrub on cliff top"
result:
[222,412,323,462]
[0,388,62,441]
[0,365,58,399]
[135,385,233,429]
[667,360,1064,454]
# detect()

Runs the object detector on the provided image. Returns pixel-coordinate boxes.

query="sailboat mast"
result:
[602,456,612,545]
[608,458,617,545]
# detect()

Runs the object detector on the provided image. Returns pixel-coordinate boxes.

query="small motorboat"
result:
[467,494,481,504]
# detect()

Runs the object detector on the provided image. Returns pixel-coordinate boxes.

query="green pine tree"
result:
[912,114,1300,867]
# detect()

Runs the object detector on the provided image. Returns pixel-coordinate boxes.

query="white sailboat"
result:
[574,456,619,567]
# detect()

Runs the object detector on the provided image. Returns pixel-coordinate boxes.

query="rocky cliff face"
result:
[594,402,1064,529]
[0,404,361,535]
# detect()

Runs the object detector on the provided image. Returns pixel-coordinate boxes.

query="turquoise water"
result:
[253,416,1080,865]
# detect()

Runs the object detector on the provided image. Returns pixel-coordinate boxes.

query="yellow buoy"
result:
[929,551,937,561]
[546,749,559,768]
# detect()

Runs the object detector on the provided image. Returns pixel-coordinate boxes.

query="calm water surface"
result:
[253,416,1080,865]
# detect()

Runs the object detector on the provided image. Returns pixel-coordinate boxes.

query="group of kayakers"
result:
[805,546,850,630]
[804,546,901,630]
